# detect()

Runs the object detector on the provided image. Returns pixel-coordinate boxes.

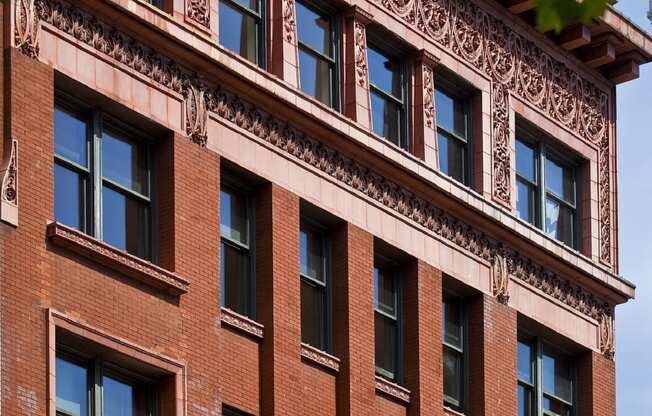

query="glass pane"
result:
[443,347,462,405]
[103,376,133,416]
[231,0,258,11]
[374,265,396,317]
[370,90,401,146]
[517,340,533,383]
[516,180,536,225]
[545,198,574,247]
[518,384,533,416]
[545,157,574,204]
[221,241,252,317]
[375,313,397,379]
[367,46,401,98]
[543,397,571,416]
[102,130,148,196]
[219,1,258,63]
[443,299,462,349]
[296,2,331,56]
[438,132,466,183]
[55,163,86,231]
[299,49,332,106]
[56,357,88,416]
[516,140,536,182]
[542,347,572,402]
[220,188,249,245]
[301,279,326,350]
[55,107,88,166]
[300,226,324,282]
[102,186,150,259]
[435,88,467,138]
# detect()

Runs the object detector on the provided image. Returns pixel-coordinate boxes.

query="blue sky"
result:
[612,2,652,414]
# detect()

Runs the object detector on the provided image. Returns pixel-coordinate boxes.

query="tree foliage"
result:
[534,0,610,33]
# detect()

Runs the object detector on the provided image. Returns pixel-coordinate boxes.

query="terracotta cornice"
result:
[220,307,264,340]
[300,343,341,373]
[375,376,411,404]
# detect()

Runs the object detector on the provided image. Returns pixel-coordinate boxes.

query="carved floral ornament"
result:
[353,20,369,88]
[22,0,616,358]
[186,0,210,29]
[283,0,297,44]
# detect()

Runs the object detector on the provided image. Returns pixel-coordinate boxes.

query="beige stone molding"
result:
[375,375,411,404]
[46,222,190,295]
[220,307,264,340]
[0,139,18,227]
[300,343,341,373]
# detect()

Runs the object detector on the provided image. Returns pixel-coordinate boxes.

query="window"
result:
[220,184,254,318]
[296,1,338,108]
[54,102,152,260]
[56,352,158,416]
[219,0,264,65]
[515,128,578,248]
[367,42,407,149]
[300,220,330,351]
[518,336,575,416]
[435,84,471,184]
[222,405,251,416]
[374,258,401,382]
[443,295,466,411]
[143,0,164,9]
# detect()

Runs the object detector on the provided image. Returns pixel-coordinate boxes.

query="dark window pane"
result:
[368,47,401,98]
[103,376,134,416]
[545,158,574,204]
[516,179,536,225]
[55,163,85,231]
[375,313,397,379]
[102,130,148,196]
[301,279,326,349]
[300,226,324,282]
[443,299,462,349]
[543,348,572,403]
[370,90,400,146]
[438,132,466,183]
[231,0,257,11]
[56,357,88,416]
[219,1,258,63]
[221,241,251,316]
[102,186,150,259]
[374,266,396,317]
[144,0,164,8]
[516,140,536,182]
[543,397,571,416]
[517,340,533,383]
[518,384,532,416]
[220,188,249,245]
[435,88,467,138]
[296,2,331,56]
[545,198,574,246]
[443,347,462,405]
[299,49,332,106]
[55,107,88,166]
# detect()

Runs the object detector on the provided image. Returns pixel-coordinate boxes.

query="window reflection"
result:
[374,261,400,381]
[435,86,470,184]
[56,356,88,416]
[219,0,260,64]
[368,44,405,148]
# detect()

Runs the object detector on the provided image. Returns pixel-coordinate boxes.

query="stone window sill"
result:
[220,307,264,340]
[46,222,189,296]
[444,406,466,416]
[300,343,340,373]
[375,375,411,404]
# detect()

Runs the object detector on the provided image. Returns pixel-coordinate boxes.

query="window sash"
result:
[443,344,464,408]
[220,238,253,316]
[222,0,261,19]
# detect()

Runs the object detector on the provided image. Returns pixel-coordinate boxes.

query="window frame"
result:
[220,176,257,319]
[295,0,341,110]
[54,93,156,261]
[299,217,332,352]
[434,76,473,186]
[518,333,577,416]
[218,0,267,67]
[442,291,468,413]
[366,35,409,151]
[373,255,403,383]
[515,124,580,249]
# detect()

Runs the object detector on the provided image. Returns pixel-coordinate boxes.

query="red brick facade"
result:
[1,0,648,415]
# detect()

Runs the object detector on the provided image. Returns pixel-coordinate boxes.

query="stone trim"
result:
[444,406,466,416]
[375,375,411,404]
[0,139,18,226]
[300,343,341,373]
[220,307,264,340]
[46,222,190,296]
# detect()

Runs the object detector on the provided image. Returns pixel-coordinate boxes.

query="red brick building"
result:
[0,0,649,415]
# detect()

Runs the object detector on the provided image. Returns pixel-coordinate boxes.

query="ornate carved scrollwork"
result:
[183,78,208,146]
[423,64,435,129]
[186,0,210,29]
[283,0,297,43]
[353,21,369,88]
[491,245,509,304]
[492,82,511,205]
[15,0,40,58]
[0,139,18,226]
[598,310,615,360]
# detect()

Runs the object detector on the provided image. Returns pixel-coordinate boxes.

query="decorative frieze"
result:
[375,375,411,404]
[15,0,40,57]
[220,307,264,339]
[375,0,613,265]
[0,139,19,226]
[186,0,210,29]
[300,343,340,373]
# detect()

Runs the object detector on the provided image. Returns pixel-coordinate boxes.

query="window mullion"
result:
[93,111,102,240]
[93,359,103,416]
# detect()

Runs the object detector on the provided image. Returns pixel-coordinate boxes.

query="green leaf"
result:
[533,0,610,33]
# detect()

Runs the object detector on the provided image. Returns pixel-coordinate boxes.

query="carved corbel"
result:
[598,309,615,359]
[0,139,18,226]
[491,245,510,305]
[183,77,208,147]
[14,0,40,58]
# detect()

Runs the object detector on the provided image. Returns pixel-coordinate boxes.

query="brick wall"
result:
[578,351,616,416]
